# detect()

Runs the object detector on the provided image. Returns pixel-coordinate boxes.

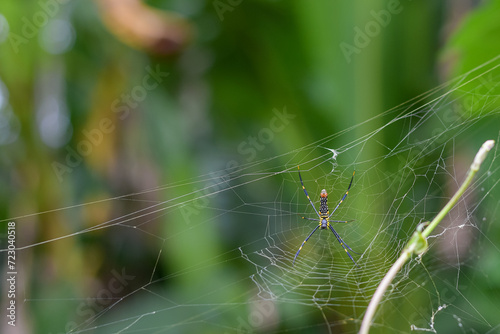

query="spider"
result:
[293,166,360,267]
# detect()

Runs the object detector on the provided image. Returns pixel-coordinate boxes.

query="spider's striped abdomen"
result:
[320,189,329,229]
[319,189,328,215]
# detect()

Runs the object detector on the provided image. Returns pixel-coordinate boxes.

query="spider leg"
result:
[328,225,360,254]
[329,220,354,223]
[300,216,320,222]
[328,225,360,267]
[293,225,320,266]
[298,166,321,218]
[329,170,355,218]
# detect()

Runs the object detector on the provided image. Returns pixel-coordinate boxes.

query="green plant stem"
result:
[359,140,495,334]
[421,140,495,238]
[359,250,410,334]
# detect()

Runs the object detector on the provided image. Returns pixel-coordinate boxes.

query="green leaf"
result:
[441,0,500,115]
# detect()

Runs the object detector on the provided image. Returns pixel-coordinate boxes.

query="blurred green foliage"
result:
[442,0,500,114]
[0,0,499,333]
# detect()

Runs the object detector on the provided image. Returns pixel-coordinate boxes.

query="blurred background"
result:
[1,0,500,333]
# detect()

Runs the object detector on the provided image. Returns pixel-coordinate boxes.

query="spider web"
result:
[2,56,500,334]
